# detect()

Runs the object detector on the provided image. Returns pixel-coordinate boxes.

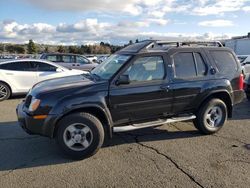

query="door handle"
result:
[6,73,14,75]
[160,85,170,92]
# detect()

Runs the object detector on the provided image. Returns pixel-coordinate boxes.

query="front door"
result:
[109,55,173,125]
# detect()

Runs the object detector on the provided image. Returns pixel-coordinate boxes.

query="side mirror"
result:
[116,75,130,85]
[56,68,63,72]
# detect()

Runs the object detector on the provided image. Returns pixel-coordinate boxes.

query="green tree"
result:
[68,46,79,54]
[44,46,49,53]
[57,45,66,53]
[135,39,139,43]
[129,40,133,45]
[27,39,38,54]
[14,45,25,54]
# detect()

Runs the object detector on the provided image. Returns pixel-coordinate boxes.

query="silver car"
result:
[40,53,98,71]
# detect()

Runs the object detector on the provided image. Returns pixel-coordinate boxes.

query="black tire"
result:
[193,98,227,135]
[56,112,104,160]
[0,82,11,102]
[247,96,250,101]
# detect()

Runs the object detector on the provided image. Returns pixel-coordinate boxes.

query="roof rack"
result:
[118,40,223,54]
[155,41,223,47]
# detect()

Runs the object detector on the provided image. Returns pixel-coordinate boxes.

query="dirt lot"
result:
[0,98,249,188]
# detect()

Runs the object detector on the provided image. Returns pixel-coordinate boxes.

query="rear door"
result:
[60,55,75,69]
[109,54,173,125]
[0,61,38,92]
[32,62,65,82]
[170,50,209,113]
[75,55,95,71]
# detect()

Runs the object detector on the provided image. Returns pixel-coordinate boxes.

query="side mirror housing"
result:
[116,75,130,85]
[56,68,63,72]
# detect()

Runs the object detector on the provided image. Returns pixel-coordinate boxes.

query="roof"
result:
[117,40,224,54]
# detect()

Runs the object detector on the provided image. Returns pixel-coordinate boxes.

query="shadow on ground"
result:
[0,121,202,172]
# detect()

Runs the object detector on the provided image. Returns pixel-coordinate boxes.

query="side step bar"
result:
[113,115,196,133]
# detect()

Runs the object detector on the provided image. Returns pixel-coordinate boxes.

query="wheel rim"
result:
[63,123,93,151]
[205,106,223,128]
[0,84,8,100]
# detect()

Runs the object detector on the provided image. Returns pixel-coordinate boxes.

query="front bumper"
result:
[16,102,57,138]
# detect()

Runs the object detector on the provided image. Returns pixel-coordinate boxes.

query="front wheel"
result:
[56,113,104,160]
[194,98,227,134]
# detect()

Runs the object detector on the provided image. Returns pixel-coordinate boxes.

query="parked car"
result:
[244,74,250,101]
[0,59,86,101]
[17,41,245,159]
[237,55,250,75]
[40,53,98,71]
[96,55,109,64]
[85,55,98,63]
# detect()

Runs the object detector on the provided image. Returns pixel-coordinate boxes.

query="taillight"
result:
[239,74,244,90]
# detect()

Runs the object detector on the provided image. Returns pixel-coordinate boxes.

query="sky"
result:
[1,0,250,45]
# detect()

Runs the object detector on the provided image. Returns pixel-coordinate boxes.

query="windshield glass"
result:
[91,54,131,79]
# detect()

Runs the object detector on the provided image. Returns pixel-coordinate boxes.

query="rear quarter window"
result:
[210,51,238,74]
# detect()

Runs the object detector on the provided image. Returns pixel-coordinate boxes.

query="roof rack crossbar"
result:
[155,41,223,47]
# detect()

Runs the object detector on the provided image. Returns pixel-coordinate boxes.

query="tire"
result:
[56,112,104,160]
[0,82,11,102]
[247,96,250,101]
[193,98,227,135]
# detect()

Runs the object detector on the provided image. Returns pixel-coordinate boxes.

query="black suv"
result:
[17,41,245,159]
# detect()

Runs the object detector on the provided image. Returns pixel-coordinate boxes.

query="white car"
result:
[237,55,250,75]
[85,55,98,63]
[0,59,86,101]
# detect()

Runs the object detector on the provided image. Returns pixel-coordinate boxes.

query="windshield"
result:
[91,54,131,80]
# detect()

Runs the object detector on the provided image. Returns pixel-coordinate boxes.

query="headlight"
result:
[29,97,41,112]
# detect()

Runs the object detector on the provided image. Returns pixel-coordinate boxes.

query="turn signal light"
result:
[33,115,48,119]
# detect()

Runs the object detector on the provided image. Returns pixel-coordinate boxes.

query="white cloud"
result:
[146,18,170,26]
[0,19,233,45]
[192,0,250,16]
[242,6,250,11]
[198,19,234,27]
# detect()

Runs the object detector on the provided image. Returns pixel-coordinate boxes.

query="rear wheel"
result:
[194,98,227,134]
[56,113,104,160]
[0,82,11,101]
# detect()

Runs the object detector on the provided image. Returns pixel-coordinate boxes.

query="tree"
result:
[14,45,25,54]
[57,45,66,53]
[135,39,139,43]
[129,40,133,45]
[44,46,49,53]
[68,46,79,54]
[27,39,38,54]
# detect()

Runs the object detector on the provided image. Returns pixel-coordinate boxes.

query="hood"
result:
[30,75,94,96]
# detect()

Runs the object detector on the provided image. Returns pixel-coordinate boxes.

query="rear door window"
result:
[210,51,238,74]
[173,53,196,79]
[62,55,74,63]
[46,55,58,62]
[173,52,207,79]
[32,62,57,72]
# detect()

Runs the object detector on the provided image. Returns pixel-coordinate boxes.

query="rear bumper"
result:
[16,102,57,138]
[233,90,245,105]
[244,84,250,97]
